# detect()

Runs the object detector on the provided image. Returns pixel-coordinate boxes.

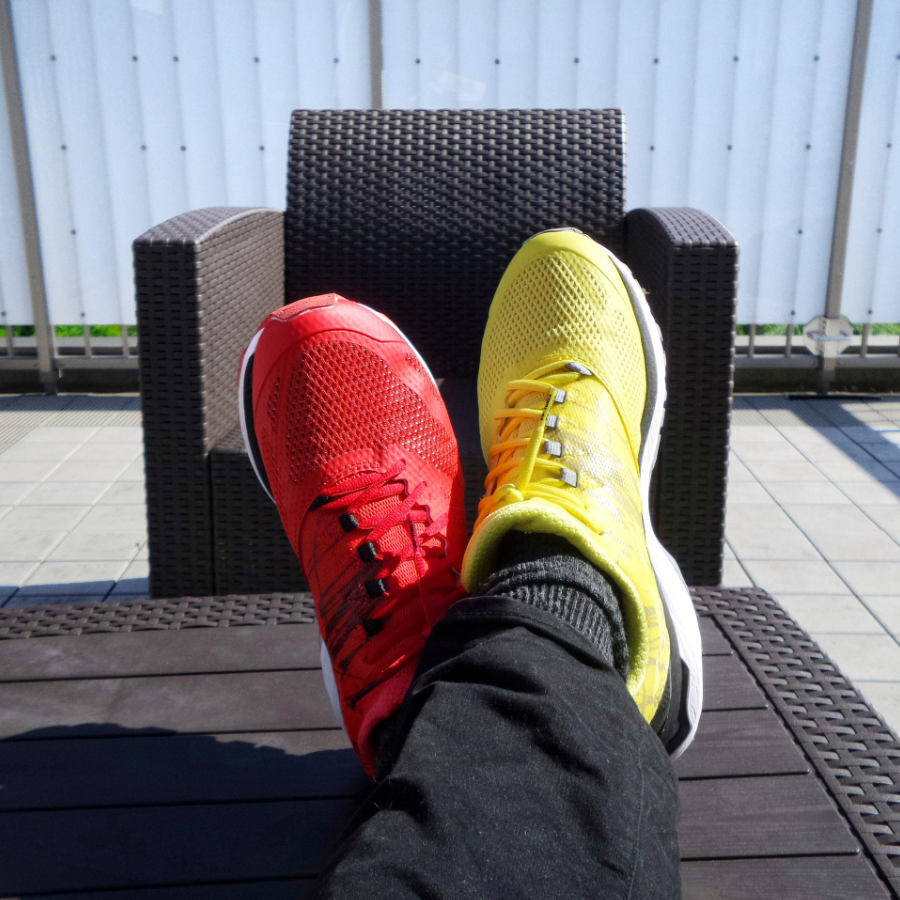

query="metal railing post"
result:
[0,0,56,392]
[820,0,872,393]
[368,0,384,109]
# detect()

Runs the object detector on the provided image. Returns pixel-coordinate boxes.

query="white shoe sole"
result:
[608,250,703,759]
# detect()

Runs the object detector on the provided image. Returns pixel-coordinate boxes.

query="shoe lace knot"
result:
[318,458,460,679]
[478,360,597,529]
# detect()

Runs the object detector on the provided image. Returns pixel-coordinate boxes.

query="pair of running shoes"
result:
[238,228,702,776]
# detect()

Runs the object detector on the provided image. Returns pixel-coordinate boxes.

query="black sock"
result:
[475,531,629,679]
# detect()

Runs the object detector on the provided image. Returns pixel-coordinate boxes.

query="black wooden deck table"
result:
[1,588,898,898]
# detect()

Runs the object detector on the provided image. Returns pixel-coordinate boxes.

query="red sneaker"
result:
[238,294,467,774]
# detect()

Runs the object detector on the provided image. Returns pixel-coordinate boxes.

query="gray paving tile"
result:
[812,456,897,483]
[726,503,821,561]
[732,440,807,462]
[730,406,770,425]
[839,424,900,443]
[778,425,855,446]
[831,561,900,595]
[727,453,757,482]
[729,424,787,444]
[776,593,886,635]
[0,425,36,454]
[725,481,772,503]
[861,595,900,636]
[46,504,146,562]
[108,578,149,597]
[721,558,754,587]
[18,425,98,444]
[841,480,900,506]
[7,395,74,412]
[97,480,146,504]
[109,561,149,596]
[854,682,900,737]
[752,400,834,427]
[135,541,149,560]
[864,442,900,462]
[0,561,38,591]
[810,403,870,426]
[118,456,146,481]
[782,503,900,561]
[42,410,120,427]
[68,442,142,463]
[92,424,143,443]
[0,441,76,462]
[741,559,847,594]
[862,505,900,543]
[3,482,39,505]
[0,459,59,482]
[0,506,89,561]
[17,481,111,506]
[46,457,131,483]
[762,478,849,505]
[740,457,826,483]
[19,560,126,595]
[810,632,900,682]
[103,410,142,426]
[798,441,886,464]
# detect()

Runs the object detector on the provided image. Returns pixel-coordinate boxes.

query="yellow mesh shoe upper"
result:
[462,229,670,724]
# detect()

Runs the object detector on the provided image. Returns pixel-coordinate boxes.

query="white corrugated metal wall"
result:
[0,0,897,340]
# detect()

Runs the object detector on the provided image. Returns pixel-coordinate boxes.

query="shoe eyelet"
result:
[357,541,379,563]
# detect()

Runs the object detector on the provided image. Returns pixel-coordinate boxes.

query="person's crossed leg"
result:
[239,229,702,898]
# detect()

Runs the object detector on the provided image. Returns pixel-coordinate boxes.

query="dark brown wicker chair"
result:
[135,109,737,599]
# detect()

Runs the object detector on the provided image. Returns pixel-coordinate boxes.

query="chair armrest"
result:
[135,207,284,596]
[623,208,738,584]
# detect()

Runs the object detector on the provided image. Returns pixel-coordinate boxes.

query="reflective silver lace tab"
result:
[566,361,593,376]
[544,440,563,457]
[553,388,567,403]
[560,467,578,487]
[545,414,559,430]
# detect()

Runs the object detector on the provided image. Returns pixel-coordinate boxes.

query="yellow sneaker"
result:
[462,228,702,756]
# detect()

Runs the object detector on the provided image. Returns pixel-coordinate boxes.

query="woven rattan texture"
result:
[694,587,900,897]
[135,208,284,597]
[0,593,316,638]
[625,208,737,585]
[284,109,625,378]
[211,426,306,594]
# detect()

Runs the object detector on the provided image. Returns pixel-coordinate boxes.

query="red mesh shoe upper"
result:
[278,340,457,485]
[244,294,466,775]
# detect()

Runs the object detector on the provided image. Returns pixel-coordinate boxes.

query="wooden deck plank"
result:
[678,774,859,858]
[0,610,887,898]
[698,615,731,655]
[0,799,357,895]
[674,708,808,779]
[701,653,768,711]
[0,670,335,738]
[0,730,365,811]
[681,856,890,899]
[0,647,762,743]
[1,623,321,681]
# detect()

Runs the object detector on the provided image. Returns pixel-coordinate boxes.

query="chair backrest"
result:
[284,109,626,377]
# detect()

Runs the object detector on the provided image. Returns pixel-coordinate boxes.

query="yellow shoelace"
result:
[478,360,598,530]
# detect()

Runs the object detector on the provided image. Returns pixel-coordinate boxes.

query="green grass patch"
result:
[0,324,137,338]
[737,323,899,336]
